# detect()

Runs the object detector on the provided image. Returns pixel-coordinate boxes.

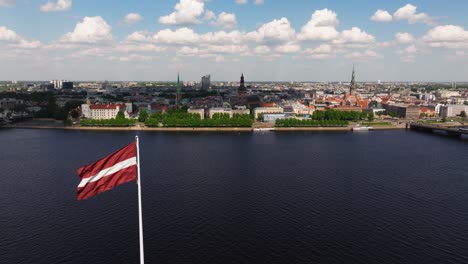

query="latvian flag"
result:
[77,142,137,200]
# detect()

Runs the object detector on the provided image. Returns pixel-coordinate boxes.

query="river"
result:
[1,129,467,263]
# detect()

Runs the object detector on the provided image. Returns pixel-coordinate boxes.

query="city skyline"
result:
[1,0,468,81]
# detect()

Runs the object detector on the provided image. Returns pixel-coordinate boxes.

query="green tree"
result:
[138,109,149,122]
[460,111,466,118]
[116,111,125,119]
[367,112,375,121]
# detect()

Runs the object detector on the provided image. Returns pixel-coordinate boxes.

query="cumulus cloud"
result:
[393,4,435,25]
[213,12,237,29]
[395,32,414,44]
[0,0,16,7]
[275,42,300,53]
[0,26,20,41]
[40,0,72,12]
[370,10,392,22]
[422,25,468,49]
[159,0,205,26]
[61,16,113,43]
[153,28,200,45]
[334,27,375,44]
[298,9,340,41]
[0,26,42,49]
[251,17,296,44]
[121,13,143,25]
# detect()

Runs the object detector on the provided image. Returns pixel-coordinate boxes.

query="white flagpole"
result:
[136,136,145,264]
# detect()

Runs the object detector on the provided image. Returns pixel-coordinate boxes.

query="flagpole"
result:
[136,136,145,264]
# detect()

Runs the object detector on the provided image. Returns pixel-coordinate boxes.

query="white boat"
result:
[352,125,373,131]
[253,128,274,132]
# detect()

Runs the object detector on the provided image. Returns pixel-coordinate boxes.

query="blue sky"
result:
[0,0,467,81]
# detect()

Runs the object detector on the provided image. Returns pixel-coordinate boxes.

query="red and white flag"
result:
[77,142,137,200]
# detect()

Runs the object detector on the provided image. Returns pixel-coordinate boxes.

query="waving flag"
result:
[77,142,137,200]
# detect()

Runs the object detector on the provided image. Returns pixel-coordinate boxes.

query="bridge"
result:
[409,122,468,137]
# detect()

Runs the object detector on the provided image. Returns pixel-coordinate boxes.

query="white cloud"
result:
[0,0,16,7]
[393,4,434,25]
[154,27,200,45]
[422,25,468,42]
[397,45,419,62]
[10,39,42,49]
[61,16,113,43]
[235,0,247,4]
[40,0,72,12]
[395,32,414,44]
[115,43,166,53]
[254,45,270,54]
[251,17,296,44]
[121,13,143,25]
[177,46,199,56]
[213,12,237,29]
[0,26,20,41]
[422,25,468,49]
[370,10,392,22]
[335,27,375,44]
[303,44,338,59]
[298,9,340,41]
[204,10,216,21]
[254,0,264,5]
[126,31,151,42]
[159,0,205,26]
[345,50,381,60]
[275,42,300,53]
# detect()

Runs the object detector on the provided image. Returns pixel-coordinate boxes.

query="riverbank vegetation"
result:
[145,111,253,127]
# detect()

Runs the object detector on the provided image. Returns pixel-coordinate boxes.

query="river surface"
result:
[1,129,467,264]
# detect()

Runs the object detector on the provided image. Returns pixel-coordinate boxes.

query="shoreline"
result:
[2,124,406,132]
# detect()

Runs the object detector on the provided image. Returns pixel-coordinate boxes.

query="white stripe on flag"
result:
[78,157,137,188]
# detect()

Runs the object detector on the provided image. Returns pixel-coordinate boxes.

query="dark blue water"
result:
[1,129,467,264]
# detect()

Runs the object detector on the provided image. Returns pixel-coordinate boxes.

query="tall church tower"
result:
[350,65,357,96]
[175,72,181,109]
[238,73,247,98]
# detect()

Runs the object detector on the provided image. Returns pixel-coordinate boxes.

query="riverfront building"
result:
[81,99,132,120]
[383,104,420,119]
[439,104,468,118]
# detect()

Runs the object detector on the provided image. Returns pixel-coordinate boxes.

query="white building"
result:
[439,104,468,118]
[253,107,284,119]
[207,108,250,118]
[81,102,132,120]
[188,108,205,119]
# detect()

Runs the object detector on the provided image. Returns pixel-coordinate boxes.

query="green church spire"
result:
[350,64,357,96]
[176,72,181,93]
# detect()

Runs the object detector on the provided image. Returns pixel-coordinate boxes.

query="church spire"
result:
[350,65,357,96]
[176,72,181,93]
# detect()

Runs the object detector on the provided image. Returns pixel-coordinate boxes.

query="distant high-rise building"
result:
[201,74,211,90]
[350,66,357,96]
[50,80,65,89]
[62,82,73,90]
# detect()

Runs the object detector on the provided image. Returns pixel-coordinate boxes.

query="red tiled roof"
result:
[90,104,126,110]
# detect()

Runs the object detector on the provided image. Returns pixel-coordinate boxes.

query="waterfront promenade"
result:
[3,119,407,132]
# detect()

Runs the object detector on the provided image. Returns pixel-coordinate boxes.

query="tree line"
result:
[144,111,253,127]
